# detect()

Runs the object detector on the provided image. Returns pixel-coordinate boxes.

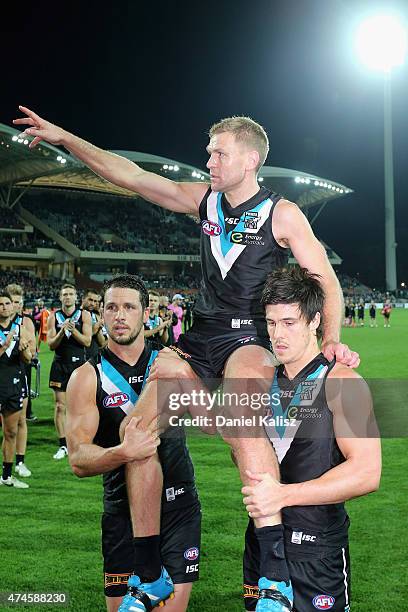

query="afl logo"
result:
[103,393,130,408]
[184,547,199,561]
[312,595,335,610]
[201,220,222,236]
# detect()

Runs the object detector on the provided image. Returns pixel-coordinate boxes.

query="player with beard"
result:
[0,290,33,488]
[48,284,92,460]
[15,108,360,612]
[82,288,107,360]
[5,283,36,478]
[242,268,381,611]
[66,274,200,612]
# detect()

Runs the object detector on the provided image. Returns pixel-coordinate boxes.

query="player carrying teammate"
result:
[66,274,200,612]
[15,107,359,611]
[48,283,92,459]
[242,267,381,611]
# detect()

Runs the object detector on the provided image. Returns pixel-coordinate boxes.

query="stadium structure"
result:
[0,122,353,298]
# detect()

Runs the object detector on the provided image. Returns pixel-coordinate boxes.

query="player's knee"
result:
[3,425,18,442]
[55,400,65,415]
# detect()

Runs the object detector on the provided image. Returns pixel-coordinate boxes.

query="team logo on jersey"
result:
[201,220,222,236]
[103,393,130,408]
[244,211,259,229]
[312,595,335,609]
[184,547,199,561]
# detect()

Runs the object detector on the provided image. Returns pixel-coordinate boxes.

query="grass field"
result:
[1,310,407,611]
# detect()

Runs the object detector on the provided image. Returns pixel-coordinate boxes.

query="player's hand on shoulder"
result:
[13,106,66,149]
[121,415,160,461]
[321,340,360,369]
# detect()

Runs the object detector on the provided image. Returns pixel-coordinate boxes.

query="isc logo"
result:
[103,393,130,408]
[225,217,240,224]
[312,595,335,610]
[201,220,222,236]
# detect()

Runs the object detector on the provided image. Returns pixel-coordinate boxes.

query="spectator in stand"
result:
[168,294,184,343]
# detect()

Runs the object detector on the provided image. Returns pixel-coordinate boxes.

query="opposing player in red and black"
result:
[242,268,381,611]
[0,290,33,489]
[48,283,92,460]
[66,275,200,612]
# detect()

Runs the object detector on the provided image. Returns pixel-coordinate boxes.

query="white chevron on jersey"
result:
[207,191,273,280]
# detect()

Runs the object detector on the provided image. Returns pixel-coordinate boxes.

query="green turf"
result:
[0,310,407,610]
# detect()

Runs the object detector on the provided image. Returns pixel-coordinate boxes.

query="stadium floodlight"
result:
[355,14,407,291]
[355,14,407,72]
[258,177,264,182]
[12,135,18,142]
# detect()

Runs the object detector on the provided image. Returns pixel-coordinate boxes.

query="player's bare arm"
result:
[22,315,36,355]
[273,199,359,367]
[243,366,381,518]
[14,106,207,214]
[19,327,33,364]
[47,311,67,350]
[69,309,92,347]
[66,363,160,478]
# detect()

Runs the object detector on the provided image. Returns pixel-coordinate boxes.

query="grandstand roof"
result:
[0,122,353,209]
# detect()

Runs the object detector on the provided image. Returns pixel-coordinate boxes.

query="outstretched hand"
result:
[13,106,65,149]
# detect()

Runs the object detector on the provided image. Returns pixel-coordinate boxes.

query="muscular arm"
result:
[47,312,65,351]
[14,106,207,214]
[66,363,159,478]
[273,200,343,345]
[70,310,92,347]
[22,316,36,355]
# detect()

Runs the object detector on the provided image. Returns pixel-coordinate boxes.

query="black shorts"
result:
[176,318,270,384]
[49,358,84,391]
[102,502,201,598]
[0,370,24,414]
[244,520,351,612]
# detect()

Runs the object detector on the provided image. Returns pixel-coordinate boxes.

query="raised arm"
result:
[14,106,207,214]
[47,311,66,351]
[66,363,160,478]
[69,309,92,348]
[273,199,359,367]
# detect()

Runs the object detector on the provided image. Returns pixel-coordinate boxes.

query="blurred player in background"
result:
[5,284,36,478]
[48,284,91,460]
[0,290,33,488]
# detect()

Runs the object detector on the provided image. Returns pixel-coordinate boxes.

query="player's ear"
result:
[246,150,259,172]
[310,312,321,334]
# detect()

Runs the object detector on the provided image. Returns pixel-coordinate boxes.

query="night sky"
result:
[2,0,407,289]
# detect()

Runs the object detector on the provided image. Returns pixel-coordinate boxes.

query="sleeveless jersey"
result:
[146,315,161,330]
[265,354,349,557]
[195,186,288,320]
[91,343,198,515]
[53,308,86,363]
[86,311,101,361]
[0,318,22,373]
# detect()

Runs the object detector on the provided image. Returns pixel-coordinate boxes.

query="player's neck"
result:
[283,343,320,380]
[224,178,260,208]
[62,304,76,316]
[0,315,11,328]
[108,332,145,365]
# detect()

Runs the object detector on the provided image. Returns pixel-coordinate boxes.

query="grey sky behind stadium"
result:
[2,0,408,289]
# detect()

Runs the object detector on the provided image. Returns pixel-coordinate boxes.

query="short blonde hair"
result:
[6,283,23,297]
[209,116,269,171]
